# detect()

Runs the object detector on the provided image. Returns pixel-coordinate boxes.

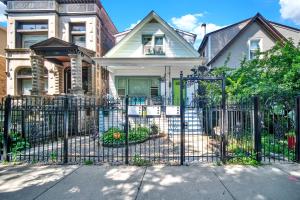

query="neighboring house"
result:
[198,13,300,68]
[4,0,117,96]
[96,11,202,105]
[0,27,7,97]
[0,27,7,55]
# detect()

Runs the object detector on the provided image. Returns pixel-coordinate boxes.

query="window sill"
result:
[16,29,48,33]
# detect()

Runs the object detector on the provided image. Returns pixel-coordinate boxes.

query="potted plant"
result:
[286,131,296,149]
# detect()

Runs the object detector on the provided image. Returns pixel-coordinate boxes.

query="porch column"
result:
[31,54,45,95]
[69,54,83,95]
[87,66,92,95]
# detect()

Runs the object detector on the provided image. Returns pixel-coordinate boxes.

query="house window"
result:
[16,67,48,95]
[142,35,153,55]
[18,22,48,30]
[249,39,261,60]
[142,35,165,55]
[150,79,159,97]
[154,36,164,55]
[115,77,160,97]
[16,21,48,48]
[22,35,48,48]
[70,23,86,47]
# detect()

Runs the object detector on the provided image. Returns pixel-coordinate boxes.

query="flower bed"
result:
[101,127,151,147]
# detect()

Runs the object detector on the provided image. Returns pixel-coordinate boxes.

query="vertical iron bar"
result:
[221,77,227,163]
[63,96,69,164]
[254,96,262,162]
[180,71,185,165]
[295,96,300,163]
[125,95,129,164]
[3,95,12,162]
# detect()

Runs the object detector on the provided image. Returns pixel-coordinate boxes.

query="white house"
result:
[96,11,202,105]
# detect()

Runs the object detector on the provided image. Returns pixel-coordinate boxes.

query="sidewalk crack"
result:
[212,168,237,200]
[135,167,147,200]
[32,165,82,200]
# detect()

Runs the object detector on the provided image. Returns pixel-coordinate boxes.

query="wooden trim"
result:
[95,57,203,67]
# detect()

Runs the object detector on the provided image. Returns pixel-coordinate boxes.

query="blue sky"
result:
[101,0,300,46]
[1,0,300,46]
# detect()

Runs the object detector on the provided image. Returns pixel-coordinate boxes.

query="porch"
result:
[96,57,204,104]
[27,37,104,96]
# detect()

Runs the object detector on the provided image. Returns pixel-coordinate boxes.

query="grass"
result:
[132,154,151,166]
[226,132,296,165]
[84,160,94,165]
[261,134,295,161]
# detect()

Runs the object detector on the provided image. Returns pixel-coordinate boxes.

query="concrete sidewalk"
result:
[0,163,299,200]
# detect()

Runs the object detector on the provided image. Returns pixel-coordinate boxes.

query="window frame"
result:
[69,22,86,48]
[248,38,262,60]
[15,20,49,49]
[142,34,165,56]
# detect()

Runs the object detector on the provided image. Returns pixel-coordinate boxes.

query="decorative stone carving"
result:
[69,54,83,95]
[8,1,55,10]
[31,55,45,95]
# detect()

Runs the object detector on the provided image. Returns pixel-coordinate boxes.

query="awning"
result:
[94,57,205,67]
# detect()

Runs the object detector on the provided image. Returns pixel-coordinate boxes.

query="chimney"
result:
[201,23,207,36]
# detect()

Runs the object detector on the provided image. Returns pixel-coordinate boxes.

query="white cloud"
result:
[171,13,203,30]
[279,0,300,25]
[171,13,223,48]
[0,2,7,23]
[126,20,141,30]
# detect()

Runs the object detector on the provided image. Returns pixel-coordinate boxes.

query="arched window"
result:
[16,67,48,95]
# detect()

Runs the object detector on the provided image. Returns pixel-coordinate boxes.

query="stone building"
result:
[0,26,7,97]
[3,0,117,96]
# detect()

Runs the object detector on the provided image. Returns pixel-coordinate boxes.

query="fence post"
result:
[295,96,300,163]
[125,95,129,164]
[63,96,69,164]
[253,96,262,162]
[3,95,12,162]
[180,71,185,165]
[221,76,227,163]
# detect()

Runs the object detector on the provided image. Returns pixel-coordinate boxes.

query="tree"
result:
[221,40,300,109]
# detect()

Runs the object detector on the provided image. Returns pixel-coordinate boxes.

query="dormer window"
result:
[142,35,165,55]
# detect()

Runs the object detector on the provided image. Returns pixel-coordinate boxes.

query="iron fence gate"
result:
[0,74,299,165]
[179,70,226,164]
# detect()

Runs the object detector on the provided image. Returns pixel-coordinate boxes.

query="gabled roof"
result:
[198,18,251,52]
[199,13,291,66]
[105,11,199,57]
[30,37,95,57]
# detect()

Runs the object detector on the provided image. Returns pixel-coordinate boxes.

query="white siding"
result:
[109,22,197,58]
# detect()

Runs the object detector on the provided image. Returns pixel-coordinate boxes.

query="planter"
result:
[287,135,296,149]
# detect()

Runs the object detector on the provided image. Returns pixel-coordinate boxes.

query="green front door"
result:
[173,79,186,106]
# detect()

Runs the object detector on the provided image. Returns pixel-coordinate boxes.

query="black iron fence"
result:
[0,95,299,165]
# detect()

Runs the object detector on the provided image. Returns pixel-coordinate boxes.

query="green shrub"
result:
[101,126,150,146]
[132,154,151,166]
